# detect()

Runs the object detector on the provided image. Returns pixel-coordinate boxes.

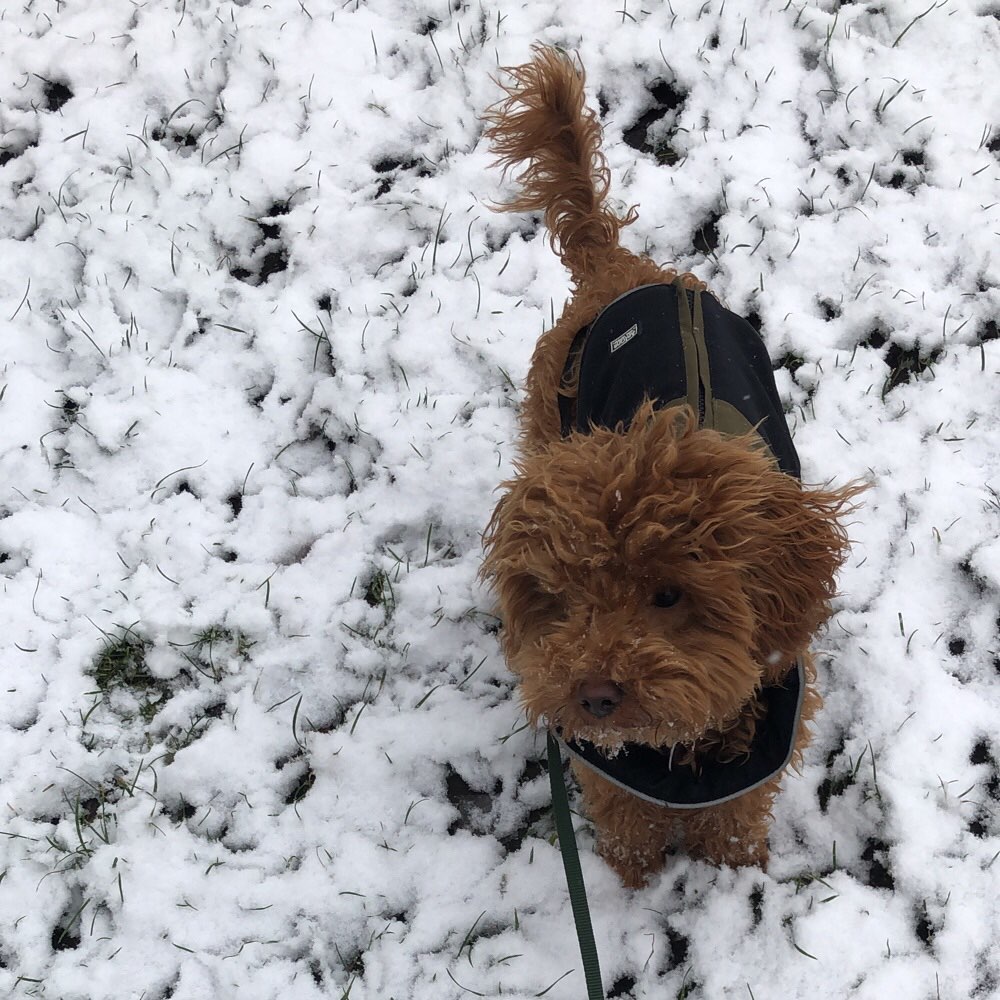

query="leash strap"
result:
[546,731,605,999]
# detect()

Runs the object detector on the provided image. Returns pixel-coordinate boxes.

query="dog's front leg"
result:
[677,780,779,868]
[572,763,675,888]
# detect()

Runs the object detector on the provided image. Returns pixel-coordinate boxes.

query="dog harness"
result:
[555,279,805,809]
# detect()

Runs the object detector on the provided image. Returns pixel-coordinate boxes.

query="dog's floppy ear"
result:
[646,415,862,678]
[739,473,863,681]
[479,485,559,663]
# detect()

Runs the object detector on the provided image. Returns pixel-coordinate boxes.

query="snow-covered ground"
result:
[2,1,999,997]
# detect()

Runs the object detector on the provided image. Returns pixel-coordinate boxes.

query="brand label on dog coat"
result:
[609,323,639,353]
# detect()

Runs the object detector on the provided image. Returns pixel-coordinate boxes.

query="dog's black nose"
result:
[577,679,623,719]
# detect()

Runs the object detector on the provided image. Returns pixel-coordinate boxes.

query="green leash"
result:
[547,731,605,1000]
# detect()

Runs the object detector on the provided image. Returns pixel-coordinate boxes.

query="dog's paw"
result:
[597,837,666,888]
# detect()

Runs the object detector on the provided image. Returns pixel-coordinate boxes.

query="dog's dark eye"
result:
[652,587,682,608]
[525,580,567,622]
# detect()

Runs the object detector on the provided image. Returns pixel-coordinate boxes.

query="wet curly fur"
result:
[480,47,861,886]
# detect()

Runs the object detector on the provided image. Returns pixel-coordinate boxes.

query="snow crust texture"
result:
[2,1,1000,997]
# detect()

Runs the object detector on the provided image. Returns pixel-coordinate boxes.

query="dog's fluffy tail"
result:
[483,46,635,286]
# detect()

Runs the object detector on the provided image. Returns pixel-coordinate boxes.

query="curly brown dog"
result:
[481,47,861,887]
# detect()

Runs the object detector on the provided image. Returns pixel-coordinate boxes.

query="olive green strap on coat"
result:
[547,731,605,1000]
[674,277,702,417]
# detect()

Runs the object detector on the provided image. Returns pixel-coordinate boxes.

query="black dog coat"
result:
[555,279,805,809]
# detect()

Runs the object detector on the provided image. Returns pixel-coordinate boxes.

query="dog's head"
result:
[482,404,859,750]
